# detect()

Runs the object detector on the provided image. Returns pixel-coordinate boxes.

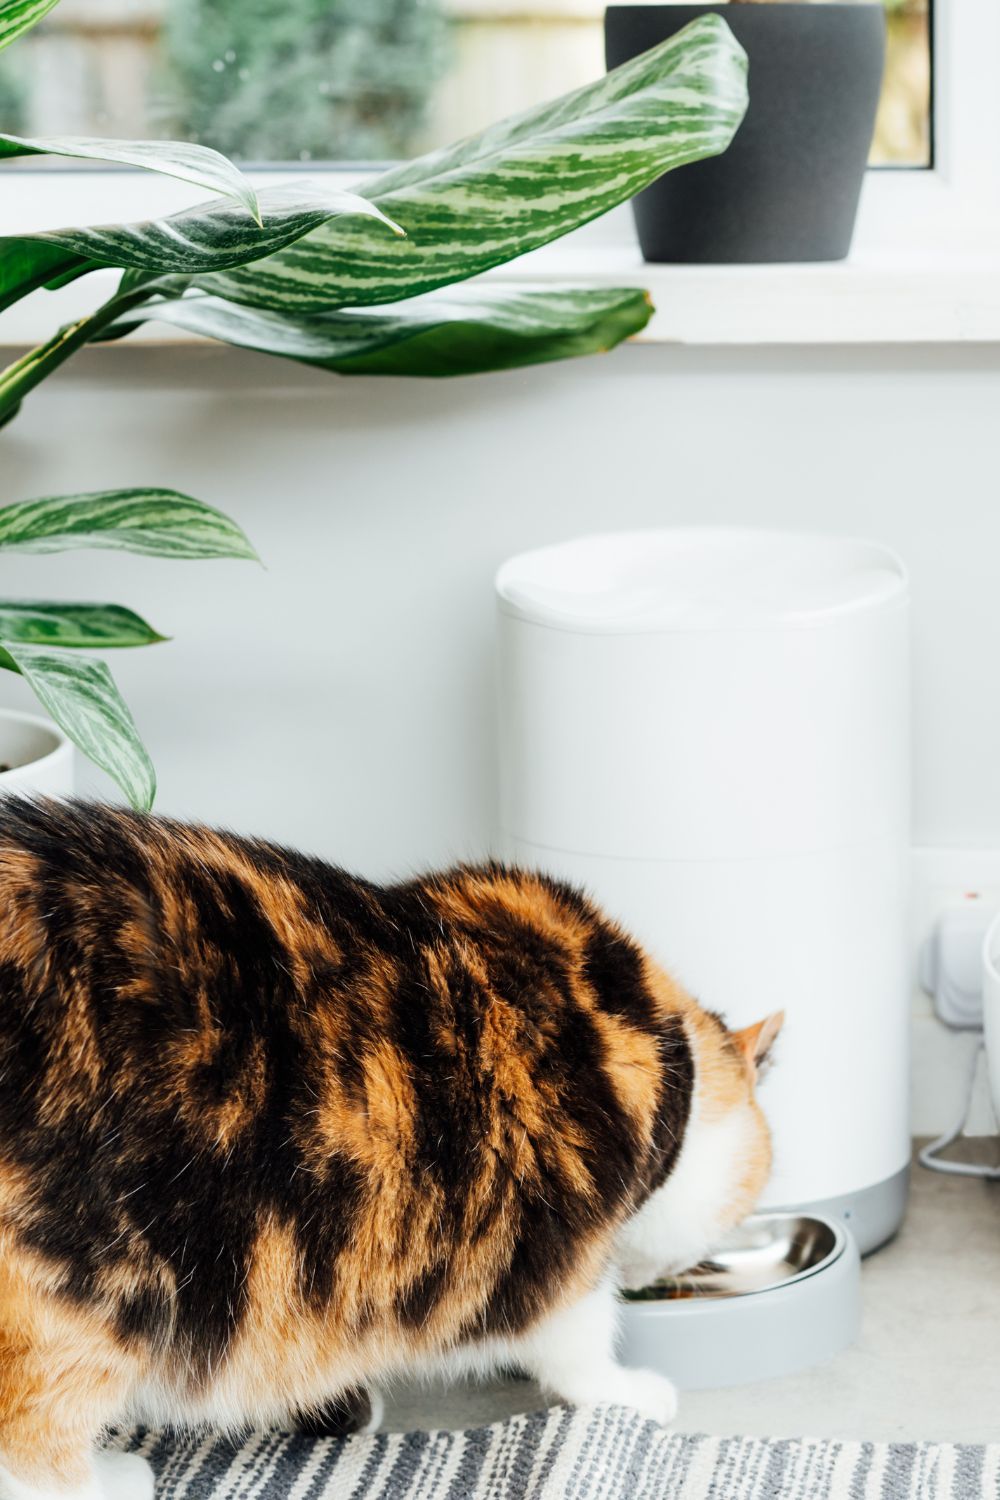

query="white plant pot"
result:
[0,708,75,798]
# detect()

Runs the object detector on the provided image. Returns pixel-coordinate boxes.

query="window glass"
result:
[872,0,931,166]
[0,0,931,169]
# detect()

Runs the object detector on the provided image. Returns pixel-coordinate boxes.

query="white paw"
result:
[93,1453,155,1500]
[611,1367,679,1425]
[0,1461,101,1500]
[616,1254,669,1293]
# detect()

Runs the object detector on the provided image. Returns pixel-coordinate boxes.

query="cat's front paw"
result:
[617,1261,664,1294]
[0,1463,104,1500]
[92,1452,155,1500]
[611,1367,678,1426]
[0,1454,152,1500]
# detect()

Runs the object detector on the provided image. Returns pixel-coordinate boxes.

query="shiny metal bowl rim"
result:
[623,1211,849,1308]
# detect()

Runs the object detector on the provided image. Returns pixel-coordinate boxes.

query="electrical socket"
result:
[913,848,1000,1030]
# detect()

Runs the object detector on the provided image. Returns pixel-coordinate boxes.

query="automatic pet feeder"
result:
[495,528,911,1384]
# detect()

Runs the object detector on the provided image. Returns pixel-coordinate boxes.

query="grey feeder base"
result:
[774,1164,911,1259]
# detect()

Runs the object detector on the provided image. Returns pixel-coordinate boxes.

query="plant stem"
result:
[0,284,155,426]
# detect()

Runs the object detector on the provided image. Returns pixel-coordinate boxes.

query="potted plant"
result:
[0,0,748,405]
[0,0,748,806]
[0,709,72,796]
[605,0,887,261]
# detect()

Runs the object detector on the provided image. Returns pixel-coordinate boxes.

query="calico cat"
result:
[0,799,782,1500]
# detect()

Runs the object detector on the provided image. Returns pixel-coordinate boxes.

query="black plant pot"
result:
[605,4,886,262]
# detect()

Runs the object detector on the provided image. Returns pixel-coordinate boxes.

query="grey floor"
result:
[382,1142,1000,1443]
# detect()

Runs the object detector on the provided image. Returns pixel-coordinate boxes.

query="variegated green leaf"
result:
[0,600,165,649]
[198,15,747,314]
[0,488,258,560]
[0,639,155,809]
[0,134,262,225]
[0,180,402,281]
[107,284,654,378]
[0,241,88,315]
[0,0,59,52]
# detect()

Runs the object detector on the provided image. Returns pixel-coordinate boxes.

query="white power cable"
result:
[919,1037,1000,1180]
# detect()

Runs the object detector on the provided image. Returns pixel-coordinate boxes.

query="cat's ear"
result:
[732,1011,784,1077]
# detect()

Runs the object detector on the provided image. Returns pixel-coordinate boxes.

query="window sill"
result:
[490,242,1000,346]
[2,243,998,352]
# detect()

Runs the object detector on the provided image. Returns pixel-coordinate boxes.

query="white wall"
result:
[3,339,999,882]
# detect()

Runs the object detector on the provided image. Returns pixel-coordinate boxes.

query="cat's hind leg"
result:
[513,1276,678,1425]
[0,1264,153,1500]
[0,1402,154,1500]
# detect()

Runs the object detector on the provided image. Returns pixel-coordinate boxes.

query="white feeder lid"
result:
[496,528,907,633]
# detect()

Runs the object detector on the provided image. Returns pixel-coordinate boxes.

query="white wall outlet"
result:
[911,850,1000,1135]
[914,849,1000,1031]
[920,898,1000,1028]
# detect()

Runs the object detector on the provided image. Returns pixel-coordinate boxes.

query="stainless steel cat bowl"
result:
[619,1213,860,1389]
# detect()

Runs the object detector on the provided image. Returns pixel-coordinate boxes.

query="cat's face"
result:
[615,1005,783,1290]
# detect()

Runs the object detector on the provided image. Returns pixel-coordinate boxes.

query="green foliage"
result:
[2,180,400,287]
[109,286,656,378]
[0,11,747,406]
[0,130,262,220]
[0,638,157,809]
[0,490,258,809]
[204,20,750,315]
[0,0,58,52]
[161,0,450,163]
[0,487,259,558]
[0,0,749,804]
[0,600,165,648]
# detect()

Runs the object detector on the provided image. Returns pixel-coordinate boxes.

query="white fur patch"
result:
[0,1462,97,1500]
[0,1454,154,1500]
[91,1454,154,1500]
[514,1277,677,1423]
[616,1036,762,1290]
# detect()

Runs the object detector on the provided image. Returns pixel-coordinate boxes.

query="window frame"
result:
[853,0,998,252]
[0,0,994,347]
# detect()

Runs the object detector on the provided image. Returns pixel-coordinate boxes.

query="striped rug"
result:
[111,1406,1000,1499]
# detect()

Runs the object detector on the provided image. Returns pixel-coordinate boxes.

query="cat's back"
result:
[0,803,688,1377]
[0,796,397,1204]
[0,803,676,1171]
[0,796,383,1014]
